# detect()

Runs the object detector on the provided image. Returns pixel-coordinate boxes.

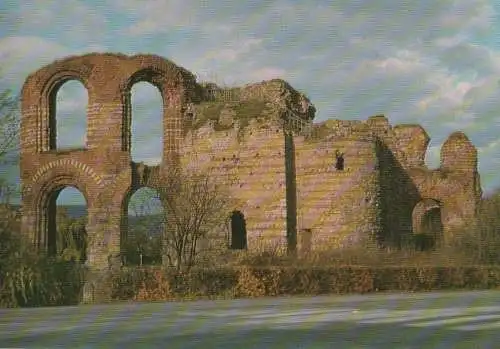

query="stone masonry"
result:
[20,53,482,301]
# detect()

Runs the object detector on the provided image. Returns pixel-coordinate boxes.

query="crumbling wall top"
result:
[21,52,197,105]
[440,131,477,172]
[186,78,316,137]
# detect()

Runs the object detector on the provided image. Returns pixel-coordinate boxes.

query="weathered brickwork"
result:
[19,53,481,301]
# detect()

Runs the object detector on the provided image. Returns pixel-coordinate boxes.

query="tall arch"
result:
[22,65,94,154]
[120,185,164,265]
[126,80,164,165]
[119,55,198,165]
[48,186,88,260]
[33,176,90,253]
[412,198,443,250]
[19,53,201,303]
[49,79,88,150]
[230,210,247,250]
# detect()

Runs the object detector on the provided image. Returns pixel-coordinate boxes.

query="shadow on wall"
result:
[376,140,421,248]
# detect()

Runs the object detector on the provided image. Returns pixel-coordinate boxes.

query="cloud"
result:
[15,0,110,43]
[129,82,163,164]
[0,36,106,90]
[424,145,441,169]
[112,0,207,36]
[3,0,500,197]
[204,38,263,63]
[0,36,68,84]
[247,67,287,81]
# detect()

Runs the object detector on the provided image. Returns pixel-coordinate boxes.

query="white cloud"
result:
[424,145,441,169]
[112,0,202,36]
[0,36,106,90]
[0,36,68,81]
[204,39,263,62]
[247,67,287,81]
[16,0,110,43]
[3,0,500,194]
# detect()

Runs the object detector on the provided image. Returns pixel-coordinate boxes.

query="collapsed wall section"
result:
[372,116,481,247]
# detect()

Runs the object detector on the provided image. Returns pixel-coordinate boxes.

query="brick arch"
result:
[120,184,167,217]
[116,55,198,156]
[120,54,197,101]
[118,183,167,262]
[412,198,443,250]
[28,162,102,211]
[29,159,104,191]
[34,175,90,210]
[22,57,96,153]
[29,174,91,252]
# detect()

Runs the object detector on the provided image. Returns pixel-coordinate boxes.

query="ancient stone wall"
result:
[20,53,482,294]
[182,120,287,250]
[293,130,380,252]
[180,79,313,251]
[20,53,198,302]
[368,116,481,247]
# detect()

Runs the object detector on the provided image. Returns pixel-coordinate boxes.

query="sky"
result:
[1,0,500,207]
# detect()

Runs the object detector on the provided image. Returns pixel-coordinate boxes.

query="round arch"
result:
[228,209,248,250]
[26,58,94,152]
[33,175,90,255]
[412,198,443,250]
[124,77,165,163]
[120,185,165,266]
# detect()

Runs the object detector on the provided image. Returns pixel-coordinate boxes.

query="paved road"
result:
[1,290,500,348]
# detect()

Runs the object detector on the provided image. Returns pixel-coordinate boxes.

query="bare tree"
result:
[123,188,164,266]
[157,167,235,271]
[0,80,20,213]
[0,86,19,165]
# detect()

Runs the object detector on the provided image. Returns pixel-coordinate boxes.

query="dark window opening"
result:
[412,199,443,251]
[415,207,442,251]
[230,210,247,250]
[335,150,345,171]
[300,228,312,254]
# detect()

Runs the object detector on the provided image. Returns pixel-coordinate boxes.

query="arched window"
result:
[49,80,88,150]
[230,210,247,250]
[122,187,164,266]
[45,186,87,262]
[335,150,345,171]
[129,81,163,165]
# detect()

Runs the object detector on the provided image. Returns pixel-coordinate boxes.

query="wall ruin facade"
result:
[20,53,482,299]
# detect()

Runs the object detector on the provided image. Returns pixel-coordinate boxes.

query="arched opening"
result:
[230,210,247,250]
[412,199,443,251]
[129,81,163,165]
[49,80,88,150]
[122,187,164,266]
[44,186,87,262]
[335,150,345,171]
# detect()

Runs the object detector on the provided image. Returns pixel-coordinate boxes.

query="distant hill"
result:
[9,204,162,220]
[5,204,164,236]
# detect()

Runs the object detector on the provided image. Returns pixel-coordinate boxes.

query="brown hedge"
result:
[110,265,500,302]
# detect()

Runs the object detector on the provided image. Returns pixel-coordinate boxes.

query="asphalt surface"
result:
[1,290,500,348]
